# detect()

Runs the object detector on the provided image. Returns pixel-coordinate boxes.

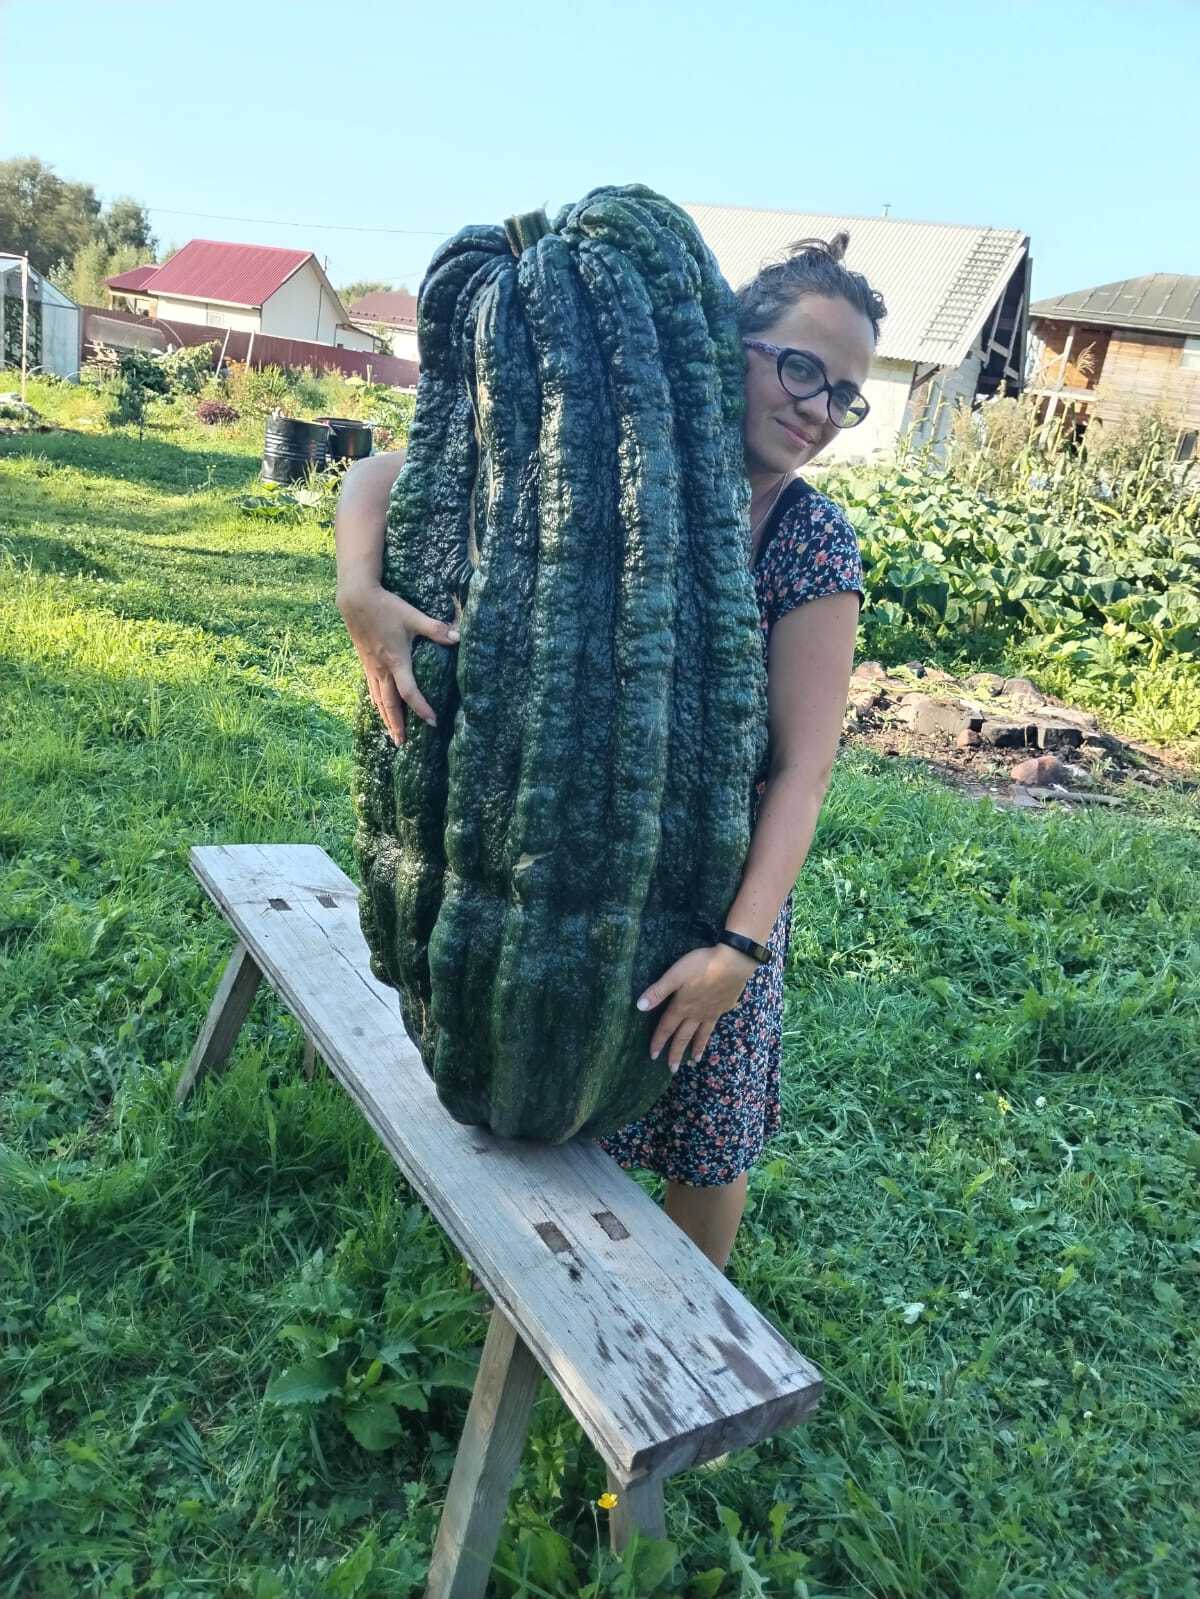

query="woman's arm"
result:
[334,449,406,606]
[722,589,859,945]
[639,590,859,1069]
[334,450,461,744]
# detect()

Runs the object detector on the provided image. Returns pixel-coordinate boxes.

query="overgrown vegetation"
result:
[826,398,1200,749]
[0,388,1197,1596]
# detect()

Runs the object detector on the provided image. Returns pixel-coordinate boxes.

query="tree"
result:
[52,238,146,308]
[339,279,394,307]
[0,156,100,274]
[99,196,156,256]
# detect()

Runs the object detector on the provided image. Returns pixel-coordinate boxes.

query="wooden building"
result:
[1028,274,1200,460]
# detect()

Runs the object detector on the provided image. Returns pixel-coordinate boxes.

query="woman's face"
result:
[742,293,875,476]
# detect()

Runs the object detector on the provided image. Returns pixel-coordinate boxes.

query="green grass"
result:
[1,402,1199,1598]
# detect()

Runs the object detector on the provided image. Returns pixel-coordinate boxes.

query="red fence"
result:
[82,305,419,389]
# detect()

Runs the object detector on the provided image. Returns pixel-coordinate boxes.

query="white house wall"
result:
[387,328,419,362]
[348,322,419,361]
[154,294,260,334]
[820,357,915,464]
[334,324,377,352]
[261,261,343,343]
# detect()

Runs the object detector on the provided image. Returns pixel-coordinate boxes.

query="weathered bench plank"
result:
[184,842,822,1491]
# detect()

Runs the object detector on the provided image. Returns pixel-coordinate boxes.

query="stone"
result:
[967,672,1006,696]
[980,719,1037,749]
[923,667,957,685]
[956,728,982,748]
[854,661,891,682]
[902,660,927,677]
[912,699,978,739]
[849,688,883,711]
[1034,721,1085,752]
[1034,705,1098,731]
[1081,732,1123,755]
[1011,754,1069,786]
[1003,676,1047,706]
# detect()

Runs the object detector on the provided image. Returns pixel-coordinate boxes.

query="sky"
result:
[3,0,1197,301]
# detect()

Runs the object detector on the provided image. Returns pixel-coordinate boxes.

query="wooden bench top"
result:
[188,843,822,1484]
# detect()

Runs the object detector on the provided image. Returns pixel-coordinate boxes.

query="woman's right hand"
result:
[337,582,460,746]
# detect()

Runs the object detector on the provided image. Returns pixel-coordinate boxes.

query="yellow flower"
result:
[597,1491,619,1510]
[996,1094,1011,1115]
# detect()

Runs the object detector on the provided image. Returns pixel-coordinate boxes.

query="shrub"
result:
[160,341,218,396]
[107,349,170,435]
[225,361,295,416]
[196,398,240,426]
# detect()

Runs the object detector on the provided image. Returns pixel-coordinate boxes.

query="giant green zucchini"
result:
[353,186,766,1142]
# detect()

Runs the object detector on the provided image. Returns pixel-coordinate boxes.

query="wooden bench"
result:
[179,844,822,1599]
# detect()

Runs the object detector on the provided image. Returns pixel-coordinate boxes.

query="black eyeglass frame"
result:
[742,338,871,429]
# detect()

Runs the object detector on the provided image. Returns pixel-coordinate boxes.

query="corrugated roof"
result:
[129,240,313,308]
[349,289,418,326]
[106,264,159,293]
[1031,274,1200,337]
[684,202,1028,368]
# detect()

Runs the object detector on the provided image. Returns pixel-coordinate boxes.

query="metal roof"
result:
[106,264,159,293]
[1030,274,1200,337]
[123,239,314,309]
[348,289,418,327]
[684,203,1028,368]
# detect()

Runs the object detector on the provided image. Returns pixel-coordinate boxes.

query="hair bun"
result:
[788,232,850,265]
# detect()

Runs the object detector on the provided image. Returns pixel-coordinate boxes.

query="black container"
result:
[316,416,373,463]
[262,416,329,484]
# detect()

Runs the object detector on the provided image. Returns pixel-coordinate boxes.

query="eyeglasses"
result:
[742,339,870,429]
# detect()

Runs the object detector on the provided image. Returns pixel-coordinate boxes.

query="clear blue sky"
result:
[4,0,1197,299]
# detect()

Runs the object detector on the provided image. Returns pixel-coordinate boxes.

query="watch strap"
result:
[717,929,772,966]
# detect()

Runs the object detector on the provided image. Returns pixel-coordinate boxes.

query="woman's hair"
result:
[736,232,887,342]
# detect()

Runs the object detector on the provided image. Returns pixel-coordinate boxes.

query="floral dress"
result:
[597,477,865,1186]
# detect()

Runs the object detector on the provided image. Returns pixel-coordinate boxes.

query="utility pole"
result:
[20,253,30,403]
[881,203,892,218]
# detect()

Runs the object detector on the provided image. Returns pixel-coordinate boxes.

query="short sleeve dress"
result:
[596,476,865,1187]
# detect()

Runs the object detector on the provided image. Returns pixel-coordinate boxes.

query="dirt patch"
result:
[842,662,1195,812]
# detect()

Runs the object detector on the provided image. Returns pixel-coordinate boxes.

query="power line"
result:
[146,203,451,237]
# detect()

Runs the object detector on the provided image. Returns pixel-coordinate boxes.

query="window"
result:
[1182,337,1200,370]
[1177,430,1197,464]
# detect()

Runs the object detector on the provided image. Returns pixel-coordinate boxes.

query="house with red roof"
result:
[106,240,379,351]
[346,289,419,362]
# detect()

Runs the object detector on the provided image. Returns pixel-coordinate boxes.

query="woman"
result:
[335,234,886,1274]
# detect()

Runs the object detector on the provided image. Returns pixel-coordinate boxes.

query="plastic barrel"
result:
[316,416,373,463]
[262,417,329,484]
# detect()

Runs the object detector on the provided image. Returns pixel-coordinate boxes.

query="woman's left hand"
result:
[636,944,762,1072]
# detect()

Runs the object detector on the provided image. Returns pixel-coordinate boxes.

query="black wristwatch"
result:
[717,929,772,966]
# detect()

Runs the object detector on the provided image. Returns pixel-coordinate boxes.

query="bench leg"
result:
[302,1035,319,1080]
[606,1467,667,1552]
[175,939,263,1103]
[424,1309,542,1599]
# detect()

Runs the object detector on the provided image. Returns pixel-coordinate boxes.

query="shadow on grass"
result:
[0,653,359,862]
[3,520,346,663]
[0,426,260,494]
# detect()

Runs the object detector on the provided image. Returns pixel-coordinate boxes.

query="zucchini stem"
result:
[503,208,553,256]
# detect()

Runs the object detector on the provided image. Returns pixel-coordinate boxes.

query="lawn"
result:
[1,390,1198,1598]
